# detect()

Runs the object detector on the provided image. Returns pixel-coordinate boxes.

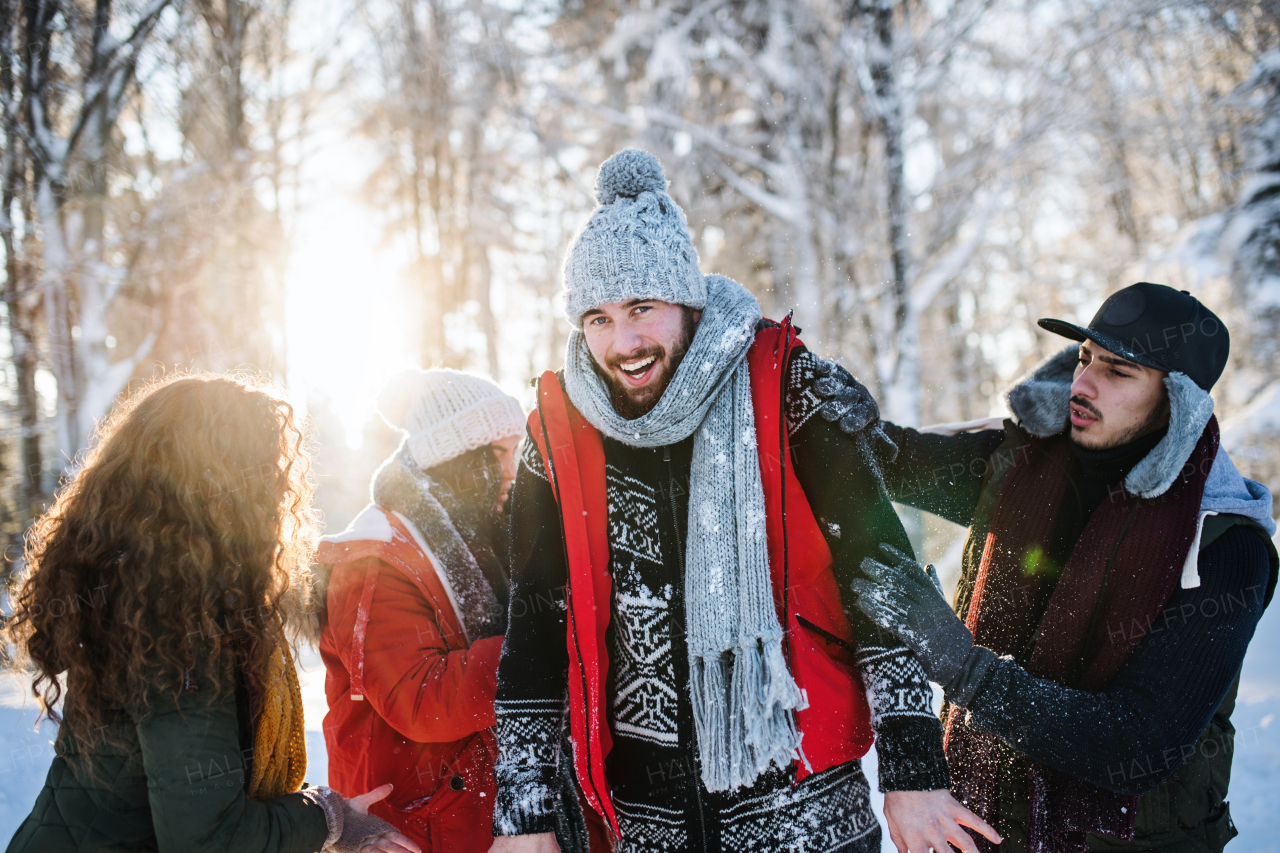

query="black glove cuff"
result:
[914,613,974,688]
[871,426,899,462]
[941,646,1000,708]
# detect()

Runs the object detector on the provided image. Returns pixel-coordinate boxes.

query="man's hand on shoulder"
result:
[488,833,560,853]
[811,358,898,460]
[883,789,1001,853]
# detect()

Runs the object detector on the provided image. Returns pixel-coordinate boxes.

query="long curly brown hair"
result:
[5,373,318,745]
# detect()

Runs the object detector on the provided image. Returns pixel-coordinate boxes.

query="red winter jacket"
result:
[527,318,875,838]
[318,506,503,853]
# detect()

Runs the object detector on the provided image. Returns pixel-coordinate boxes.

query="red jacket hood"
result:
[317,505,467,650]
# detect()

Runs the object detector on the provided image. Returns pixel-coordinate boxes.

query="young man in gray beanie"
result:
[488,150,999,853]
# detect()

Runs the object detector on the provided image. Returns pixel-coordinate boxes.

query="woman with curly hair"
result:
[4,374,420,853]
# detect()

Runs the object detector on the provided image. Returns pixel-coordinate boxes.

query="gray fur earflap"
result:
[1006,345,1077,437]
[1124,372,1214,498]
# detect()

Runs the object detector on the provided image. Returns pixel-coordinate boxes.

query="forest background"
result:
[2,0,1280,847]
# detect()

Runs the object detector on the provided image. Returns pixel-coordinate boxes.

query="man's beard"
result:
[1069,394,1170,449]
[594,308,698,420]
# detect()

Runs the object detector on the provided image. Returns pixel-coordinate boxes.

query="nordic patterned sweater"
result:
[492,346,949,852]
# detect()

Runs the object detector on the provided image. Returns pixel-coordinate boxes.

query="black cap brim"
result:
[1037,318,1168,373]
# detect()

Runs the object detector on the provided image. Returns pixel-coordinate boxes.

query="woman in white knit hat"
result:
[313,369,525,853]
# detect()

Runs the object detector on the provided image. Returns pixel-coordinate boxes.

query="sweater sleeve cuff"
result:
[873,716,952,792]
[492,699,563,836]
[493,767,560,836]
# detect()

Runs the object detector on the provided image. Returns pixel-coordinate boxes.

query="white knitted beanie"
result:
[376,369,525,471]
[562,148,706,327]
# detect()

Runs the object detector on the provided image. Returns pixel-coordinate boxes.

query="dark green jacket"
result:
[5,668,327,853]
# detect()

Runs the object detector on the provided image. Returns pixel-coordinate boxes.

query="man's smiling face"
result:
[581,299,701,419]
[1069,340,1170,449]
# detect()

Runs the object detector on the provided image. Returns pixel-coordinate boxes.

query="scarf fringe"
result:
[690,654,731,791]
[692,638,806,793]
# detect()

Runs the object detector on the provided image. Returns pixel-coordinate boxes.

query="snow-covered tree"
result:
[1218,47,1280,484]
[148,0,337,379]
[360,0,530,375]
[538,0,1045,430]
[0,0,173,480]
[0,0,336,523]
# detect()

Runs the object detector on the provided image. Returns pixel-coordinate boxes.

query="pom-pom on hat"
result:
[377,369,525,471]
[563,149,706,326]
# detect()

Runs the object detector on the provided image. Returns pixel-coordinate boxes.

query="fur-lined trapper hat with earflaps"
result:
[1009,282,1229,499]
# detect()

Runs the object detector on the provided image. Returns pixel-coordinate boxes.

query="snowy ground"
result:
[0,604,1277,851]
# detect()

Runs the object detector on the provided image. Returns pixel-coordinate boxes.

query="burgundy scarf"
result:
[945,418,1220,853]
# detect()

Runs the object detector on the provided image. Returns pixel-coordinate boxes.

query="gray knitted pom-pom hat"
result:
[563,149,706,326]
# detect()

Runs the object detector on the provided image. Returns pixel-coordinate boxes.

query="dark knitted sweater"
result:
[492,347,949,850]
[879,422,1271,796]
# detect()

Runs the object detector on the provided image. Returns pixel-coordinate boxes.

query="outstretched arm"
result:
[132,663,328,853]
[876,422,1009,526]
[807,354,1007,525]
[854,527,1271,795]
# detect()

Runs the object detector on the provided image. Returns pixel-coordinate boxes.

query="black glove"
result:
[811,358,898,461]
[852,543,973,686]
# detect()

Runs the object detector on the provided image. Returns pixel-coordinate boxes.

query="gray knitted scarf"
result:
[564,274,805,792]
[371,449,506,643]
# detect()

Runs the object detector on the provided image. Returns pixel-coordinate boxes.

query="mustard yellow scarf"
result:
[247,641,308,800]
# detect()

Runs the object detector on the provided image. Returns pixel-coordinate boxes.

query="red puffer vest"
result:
[527,318,875,838]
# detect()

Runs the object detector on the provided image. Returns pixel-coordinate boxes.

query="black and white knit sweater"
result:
[492,345,948,852]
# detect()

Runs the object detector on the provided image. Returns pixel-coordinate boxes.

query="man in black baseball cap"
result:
[810,282,1277,852]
